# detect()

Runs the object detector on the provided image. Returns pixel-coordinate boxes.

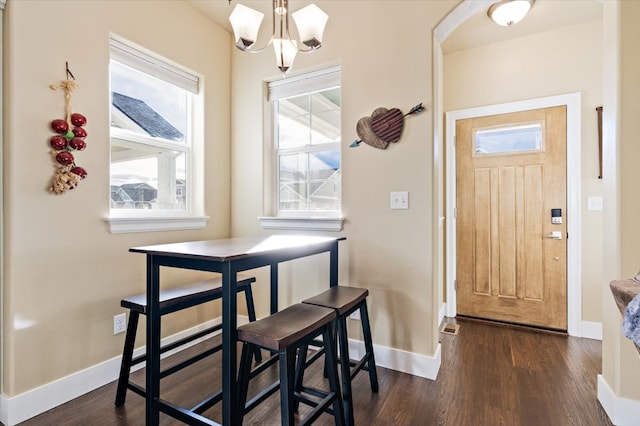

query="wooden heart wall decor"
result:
[351,102,425,149]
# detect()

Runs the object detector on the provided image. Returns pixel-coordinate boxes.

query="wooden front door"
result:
[455,106,567,330]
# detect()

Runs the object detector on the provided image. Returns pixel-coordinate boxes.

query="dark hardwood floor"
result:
[18,318,612,425]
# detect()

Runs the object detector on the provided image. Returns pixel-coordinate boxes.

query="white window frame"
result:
[259,66,344,232]
[105,35,208,233]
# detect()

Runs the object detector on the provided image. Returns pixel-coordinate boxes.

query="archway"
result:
[432,0,624,420]
[432,0,615,337]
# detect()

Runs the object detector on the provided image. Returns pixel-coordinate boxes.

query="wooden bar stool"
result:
[236,303,345,426]
[299,286,379,426]
[114,274,260,407]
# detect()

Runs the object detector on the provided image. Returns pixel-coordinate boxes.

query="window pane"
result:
[279,153,308,211]
[278,150,340,212]
[277,95,310,149]
[311,88,340,145]
[110,142,186,210]
[277,90,340,148]
[111,61,187,142]
[474,123,543,155]
[309,150,340,211]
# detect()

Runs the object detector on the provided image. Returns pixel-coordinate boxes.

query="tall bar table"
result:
[130,235,345,425]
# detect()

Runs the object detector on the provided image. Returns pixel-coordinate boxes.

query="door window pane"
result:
[474,123,543,155]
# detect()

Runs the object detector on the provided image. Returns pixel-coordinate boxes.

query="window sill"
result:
[105,215,209,234]
[258,216,344,232]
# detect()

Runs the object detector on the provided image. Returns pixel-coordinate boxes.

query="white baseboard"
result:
[348,339,441,380]
[438,303,446,326]
[0,317,226,426]
[0,316,442,425]
[581,320,603,340]
[597,374,640,426]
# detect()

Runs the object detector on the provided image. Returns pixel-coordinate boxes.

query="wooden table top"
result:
[130,235,345,262]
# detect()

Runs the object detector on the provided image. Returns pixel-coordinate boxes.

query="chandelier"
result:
[228,0,329,74]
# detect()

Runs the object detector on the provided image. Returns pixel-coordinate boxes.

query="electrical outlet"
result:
[390,191,409,210]
[350,310,361,321]
[114,313,127,335]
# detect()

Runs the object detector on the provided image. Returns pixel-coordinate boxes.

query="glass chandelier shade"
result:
[229,0,328,74]
[273,38,298,73]
[487,0,535,27]
[291,4,328,49]
[229,4,264,49]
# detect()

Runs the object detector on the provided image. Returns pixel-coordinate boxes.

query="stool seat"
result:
[121,274,255,315]
[237,303,345,425]
[238,303,336,351]
[300,285,378,426]
[115,273,260,409]
[302,286,368,316]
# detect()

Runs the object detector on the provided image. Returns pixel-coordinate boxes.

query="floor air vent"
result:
[440,323,460,335]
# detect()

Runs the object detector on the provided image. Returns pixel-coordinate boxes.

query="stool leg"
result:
[321,321,337,379]
[360,301,379,393]
[280,346,297,426]
[323,327,346,426]
[243,284,262,363]
[236,342,254,423]
[115,311,139,407]
[293,343,309,412]
[336,316,354,426]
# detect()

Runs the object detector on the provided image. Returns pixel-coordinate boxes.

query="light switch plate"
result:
[390,191,409,210]
[587,196,603,211]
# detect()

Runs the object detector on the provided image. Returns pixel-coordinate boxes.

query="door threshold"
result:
[456,315,568,336]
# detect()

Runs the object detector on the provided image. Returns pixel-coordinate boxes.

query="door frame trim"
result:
[445,93,582,336]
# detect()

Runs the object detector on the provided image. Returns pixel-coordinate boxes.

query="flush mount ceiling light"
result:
[228,0,328,74]
[487,0,535,26]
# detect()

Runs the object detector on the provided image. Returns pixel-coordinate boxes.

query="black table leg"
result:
[221,264,238,426]
[270,262,279,314]
[146,256,161,425]
[329,241,339,287]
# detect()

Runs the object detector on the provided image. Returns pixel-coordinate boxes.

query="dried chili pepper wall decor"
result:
[48,63,88,194]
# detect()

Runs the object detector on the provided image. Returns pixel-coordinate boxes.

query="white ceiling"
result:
[185,1,603,55]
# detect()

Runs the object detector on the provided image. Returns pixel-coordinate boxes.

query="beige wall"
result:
[616,0,640,400]
[229,0,454,357]
[601,0,640,403]
[3,0,231,396]
[443,19,604,324]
